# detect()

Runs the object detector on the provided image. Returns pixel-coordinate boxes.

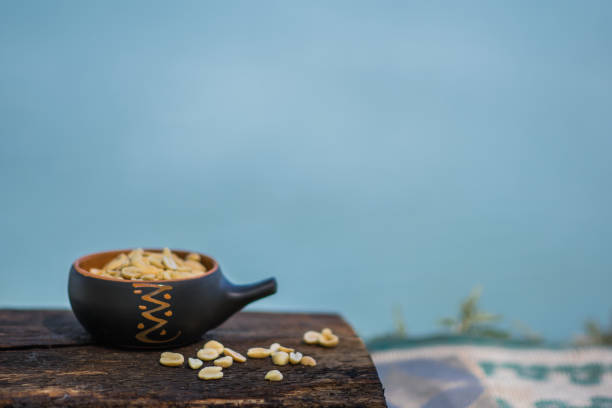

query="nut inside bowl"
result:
[73,248,218,282]
[68,248,277,349]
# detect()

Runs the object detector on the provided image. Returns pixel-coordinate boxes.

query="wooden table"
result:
[0,310,386,407]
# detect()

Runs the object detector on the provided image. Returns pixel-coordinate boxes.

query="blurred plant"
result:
[368,287,545,350]
[511,320,543,343]
[392,304,407,337]
[439,287,510,339]
[574,314,612,346]
[366,304,409,349]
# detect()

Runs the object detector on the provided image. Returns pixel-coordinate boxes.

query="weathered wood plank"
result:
[0,309,91,349]
[0,310,386,407]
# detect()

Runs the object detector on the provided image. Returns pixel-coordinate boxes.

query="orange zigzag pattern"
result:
[133,283,181,343]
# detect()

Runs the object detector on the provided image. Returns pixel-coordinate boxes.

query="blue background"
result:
[1,0,611,341]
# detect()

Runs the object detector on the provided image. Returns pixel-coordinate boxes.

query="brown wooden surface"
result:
[0,309,386,407]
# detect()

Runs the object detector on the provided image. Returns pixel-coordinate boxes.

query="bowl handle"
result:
[224,277,278,309]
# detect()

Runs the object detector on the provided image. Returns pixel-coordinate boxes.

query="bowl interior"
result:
[74,249,218,282]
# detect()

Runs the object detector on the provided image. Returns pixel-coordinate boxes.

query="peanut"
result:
[223,347,246,363]
[319,334,339,348]
[204,340,225,354]
[271,351,289,366]
[188,358,203,370]
[214,356,233,368]
[185,260,205,271]
[186,252,201,262]
[278,345,294,353]
[301,356,317,366]
[197,348,220,361]
[303,331,321,345]
[162,255,177,270]
[321,328,333,340]
[198,366,223,380]
[120,266,141,280]
[106,253,129,270]
[265,369,283,381]
[289,351,303,364]
[90,248,207,281]
[269,343,281,352]
[150,257,165,269]
[247,347,271,358]
[159,352,184,367]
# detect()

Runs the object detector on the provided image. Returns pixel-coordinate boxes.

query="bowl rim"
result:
[73,248,219,283]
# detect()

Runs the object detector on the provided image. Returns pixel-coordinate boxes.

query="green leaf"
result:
[439,318,456,327]
[472,313,502,323]
[469,326,511,339]
[584,320,601,339]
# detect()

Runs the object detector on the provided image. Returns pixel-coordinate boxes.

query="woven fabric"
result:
[373,345,612,408]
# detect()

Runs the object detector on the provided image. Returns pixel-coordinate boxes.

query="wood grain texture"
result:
[0,309,92,349]
[0,310,386,407]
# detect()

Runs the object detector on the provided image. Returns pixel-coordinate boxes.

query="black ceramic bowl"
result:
[68,249,277,349]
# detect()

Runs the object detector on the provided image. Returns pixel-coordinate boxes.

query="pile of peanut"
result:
[90,248,207,280]
[159,327,340,382]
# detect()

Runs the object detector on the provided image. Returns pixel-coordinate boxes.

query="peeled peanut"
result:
[278,345,294,353]
[188,358,203,370]
[223,347,246,363]
[247,347,271,358]
[162,255,178,270]
[301,356,317,366]
[197,348,220,361]
[303,331,321,345]
[271,351,289,366]
[200,365,222,374]
[185,260,205,271]
[319,333,339,348]
[198,366,223,380]
[269,343,281,352]
[321,328,333,340]
[186,252,201,262]
[214,356,233,368]
[265,369,283,381]
[159,352,184,367]
[289,351,303,364]
[204,340,225,354]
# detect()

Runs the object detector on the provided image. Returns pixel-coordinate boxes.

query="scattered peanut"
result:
[200,365,222,373]
[223,347,246,363]
[159,352,184,367]
[198,366,223,380]
[271,351,289,366]
[301,356,317,366]
[265,369,283,381]
[321,328,333,340]
[214,356,233,368]
[188,358,203,370]
[197,348,220,361]
[204,340,225,354]
[159,329,328,382]
[303,331,321,345]
[319,334,339,348]
[247,347,271,358]
[289,351,303,364]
